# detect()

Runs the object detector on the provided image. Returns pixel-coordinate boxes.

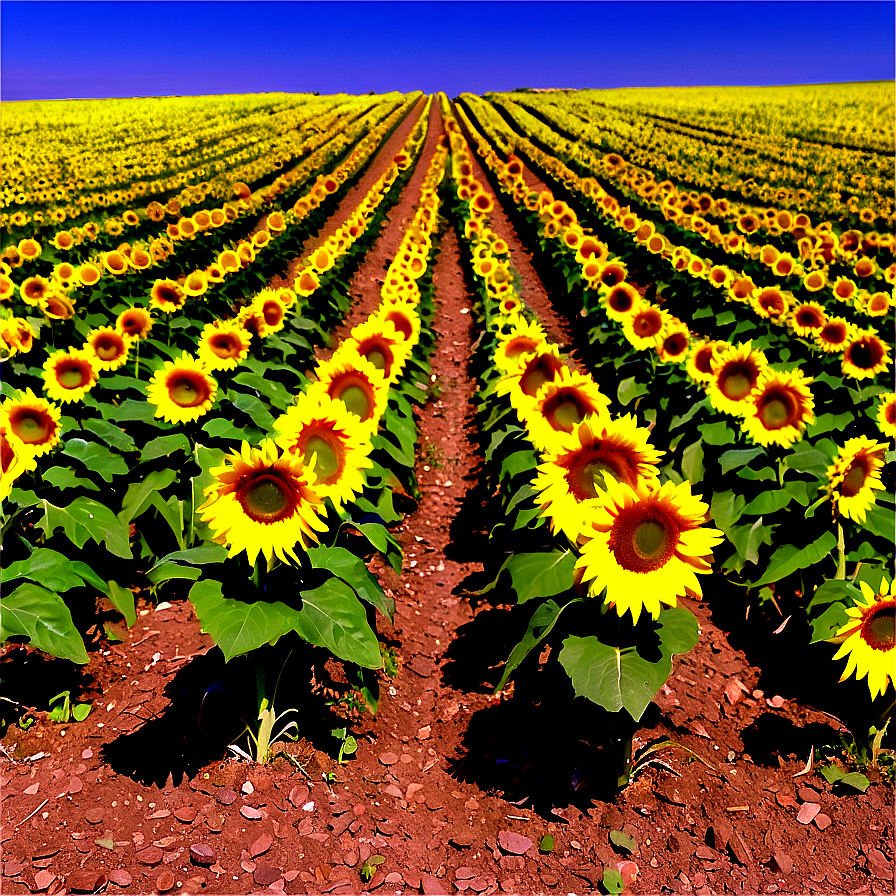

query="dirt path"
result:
[270,97,428,293]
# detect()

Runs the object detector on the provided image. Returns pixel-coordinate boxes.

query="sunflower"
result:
[42,348,99,404]
[496,344,565,414]
[750,286,790,322]
[814,317,854,353]
[103,251,129,276]
[84,326,131,371]
[1,388,61,457]
[197,319,252,370]
[524,368,611,450]
[20,276,53,306]
[875,392,895,439]
[575,478,723,624]
[708,342,769,416]
[52,231,75,251]
[150,279,186,313]
[348,318,411,382]
[842,331,890,380]
[0,317,34,357]
[310,350,388,431]
[865,292,891,317]
[657,324,691,364]
[493,318,546,373]
[17,238,41,262]
[832,277,858,303]
[788,302,827,337]
[146,353,218,423]
[828,576,895,700]
[686,339,726,385]
[274,391,373,509]
[601,282,642,322]
[1,421,39,501]
[43,293,76,320]
[296,269,320,297]
[199,440,326,566]
[116,306,153,341]
[622,305,668,350]
[532,415,662,544]
[599,262,628,288]
[377,302,421,347]
[826,437,888,523]
[741,368,815,448]
[183,271,209,298]
[728,276,756,303]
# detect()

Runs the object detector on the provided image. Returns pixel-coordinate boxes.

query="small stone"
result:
[450,829,477,848]
[497,831,533,855]
[174,807,198,823]
[205,814,224,833]
[156,870,175,892]
[240,805,263,820]
[382,784,403,799]
[288,785,309,808]
[378,752,400,766]
[406,783,424,802]
[67,870,107,893]
[352,804,366,816]
[189,844,216,866]
[456,867,477,880]
[154,837,178,849]
[417,726,431,740]
[108,870,133,886]
[136,847,164,866]
[797,803,820,824]
[24,783,40,795]
[85,809,104,824]
[33,870,56,891]
[148,810,171,820]
[798,787,821,802]
[215,788,237,806]
[254,864,282,886]
[421,873,449,895]
[242,781,254,795]
[499,856,524,872]
[3,860,25,877]
[81,749,93,760]
[250,834,273,858]
[814,813,832,831]
[67,777,84,794]
[385,872,403,884]
[695,846,716,860]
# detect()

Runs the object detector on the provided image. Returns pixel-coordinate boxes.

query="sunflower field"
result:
[0,84,893,895]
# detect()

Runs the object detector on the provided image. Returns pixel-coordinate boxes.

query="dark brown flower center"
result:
[520,355,564,397]
[237,470,298,524]
[57,362,91,389]
[847,338,884,371]
[758,389,797,430]
[168,372,211,407]
[610,507,680,573]
[862,604,895,652]
[11,410,51,444]
[302,434,342,484]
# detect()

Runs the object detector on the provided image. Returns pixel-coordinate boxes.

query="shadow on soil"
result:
[101,641,347,789]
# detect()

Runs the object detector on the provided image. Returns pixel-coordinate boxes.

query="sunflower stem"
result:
[835,523,846,580]
[133,338,140,379]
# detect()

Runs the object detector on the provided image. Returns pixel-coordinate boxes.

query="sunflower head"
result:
[84,326,131,371]
[497,345,565,413]
[741,368,815,448]
[150,279,186,313]
[1,388,62,458]
[349,318,410,381]
[601,282,642,321]
[575,478,723,624]
[686,339,726,386]
[146,353,218,423]
[524,369,611,450]
[493,319,547,374]
[875,392,895,439]
[312,351,388,430]
[842,331,890,380]
[116,307,153,340]
[200,440,327,566]
[814,317,854,353]
[788,302,826,337]
[623,305,667,350]
[197,319,253,371]
[42,348,99,404]
[825,437,888,523]
[829,576,895,700]
[708,342,768,415]
[657,325,691,364]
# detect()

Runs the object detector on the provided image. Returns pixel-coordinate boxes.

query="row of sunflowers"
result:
[2,93,408,234]
[497,85,894,226]
[445,96,893,717]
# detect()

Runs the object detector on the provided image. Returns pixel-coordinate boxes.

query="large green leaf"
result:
[1,583,89,664]
[293,579,382,669]
[42,466,101,492]
[229,392,275,430]
[356,522,403,574]
[504,550,576,603]
[861,504,895,540]
[1,548,106,594]
[617,376,649,407]
[61,439,128,482]
[140,433,190,463]
[495,598,573,691]
[744,490,793,515]
[81,418,137,453]
[559,606,698,721]
[156,544,229,566]
[232,372,292,410]
[106,580,137,628]
[751,530,837,587]
[681,438,705,484]
[307,545,394,621]
[699,421,735,446]
[189,579,294,663]
[719,447,764,475]
[40,497,132,559]
[119,468,177,524]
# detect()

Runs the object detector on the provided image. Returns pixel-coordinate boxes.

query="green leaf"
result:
[188,579,293,663]
[356,522,403,574]
[201,417,260,441]
[119,468,177,524]
[60,439,128,482]
[308,545,394,621]
[617,376,649,407]
[743,490,793,515]
[41,466,101,492]
[539,835,554,854]
[699,421,735,446]
[81,418,137,453]
[147,562,201,585]
[495,598,566,691]
[719,447,764,475]
[0,583,89,664]
[149,493,185,550]
[819,764,846,784]
[106,581,137,628]
[724,519,774,571]
[610,830,636,853]
[102,398,160,424]
[668,398,708,432]
[40,497,132,559]
[72,703,92,722]
[750,531,837,588]
[499,449,538,483]
[2,548,105,594]
[807,412,855,438]
[716,310,736,325]
[232,372,292,410]
[503,551,576,604]
[681,438,705,484]
[229,392,275,430]
[838,772,870,792]
[860,504,895,540]
[484,426,522,463]
[710,490,746,535]
[294,579,382,669]
[140,433,190,463]
[558,607,697,721]
[808,602,851,644]
[156,544,229,566]
[602,868,624,895]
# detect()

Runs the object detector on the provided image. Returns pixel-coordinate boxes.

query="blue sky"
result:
[1,1,893,101]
